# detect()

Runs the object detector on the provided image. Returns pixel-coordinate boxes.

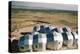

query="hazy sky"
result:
[12,0,78,4]
[12,1,78,11]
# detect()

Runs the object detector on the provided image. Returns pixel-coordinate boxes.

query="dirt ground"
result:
[10,9,77,37]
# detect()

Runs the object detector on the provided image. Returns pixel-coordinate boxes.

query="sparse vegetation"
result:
[11,8,78,33]
[10,8,78,39]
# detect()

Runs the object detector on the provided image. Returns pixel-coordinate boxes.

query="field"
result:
[10,9,78,39]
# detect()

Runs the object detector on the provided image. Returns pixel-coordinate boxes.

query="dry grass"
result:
[10,9,78,38]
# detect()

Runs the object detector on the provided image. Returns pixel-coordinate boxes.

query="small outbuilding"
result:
[62,32,73,48]
[18,32,33,52]
[32,32,47,51]
[46,32,63,50]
